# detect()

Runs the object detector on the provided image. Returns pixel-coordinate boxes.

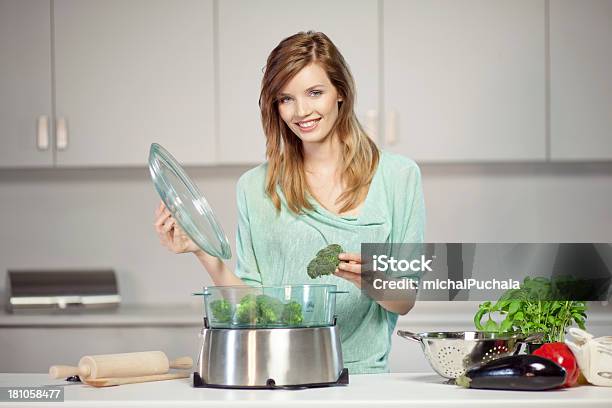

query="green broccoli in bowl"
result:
[232,294,305,327]
[282,300,304,326]
[255,294,285,325]
[235,294,258,324]
[307,244,344,279]
[209,299,233,323]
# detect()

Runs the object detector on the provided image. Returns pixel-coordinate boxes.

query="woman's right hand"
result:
[154,201,201,254]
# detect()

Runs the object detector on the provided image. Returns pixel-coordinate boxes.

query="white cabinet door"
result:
[0,326,200,372]
[0,0,53,168]
[383,0,546,162]
[217,0,379,164]
[53,0,215,167]
[550,0,612,161]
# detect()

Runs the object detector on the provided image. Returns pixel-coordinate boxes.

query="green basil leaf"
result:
[497,300,510,310]
[508,301,521,315]
[474,308,487,330]
[484,319,499,332]
[500,318,513,333]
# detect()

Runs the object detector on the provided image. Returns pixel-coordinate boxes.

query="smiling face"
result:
[277,63,343,144]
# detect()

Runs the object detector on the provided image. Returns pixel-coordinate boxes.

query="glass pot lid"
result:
[148,143,231,259]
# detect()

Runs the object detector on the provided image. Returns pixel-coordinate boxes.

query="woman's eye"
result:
[309,90,323,97]
[279,96,292,104]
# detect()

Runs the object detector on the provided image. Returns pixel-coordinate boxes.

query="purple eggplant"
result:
[456,355,566,391]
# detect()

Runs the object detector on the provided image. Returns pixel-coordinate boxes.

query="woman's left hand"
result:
[334,252,363,288]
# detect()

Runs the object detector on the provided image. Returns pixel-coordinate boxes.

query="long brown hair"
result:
[259,31,379,215]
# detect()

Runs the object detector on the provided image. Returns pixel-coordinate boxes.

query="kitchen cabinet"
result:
[383,0,546,162]
[549,0,612,160]
[0,305,202,373]
[3,0,609,167]
[0,0,53,168]
[0,326,200,373]
[216,0,379,164]
[53,0,215,167]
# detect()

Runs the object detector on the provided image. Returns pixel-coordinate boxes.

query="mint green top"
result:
[234,150,426,374]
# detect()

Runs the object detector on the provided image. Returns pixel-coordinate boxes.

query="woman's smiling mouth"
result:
[296,118,321,132]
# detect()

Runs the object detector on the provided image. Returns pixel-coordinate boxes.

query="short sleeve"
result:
[234,176,263,286]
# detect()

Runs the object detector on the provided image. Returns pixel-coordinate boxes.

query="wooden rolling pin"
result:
[83,371,190,387]
[49,351,193,379]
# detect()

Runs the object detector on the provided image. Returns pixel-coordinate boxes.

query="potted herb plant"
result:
[474,277,588,351]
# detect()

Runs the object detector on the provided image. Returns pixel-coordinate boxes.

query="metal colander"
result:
[398,330,543,379]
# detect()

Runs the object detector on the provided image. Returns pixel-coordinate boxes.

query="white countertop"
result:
[1,373,612,408]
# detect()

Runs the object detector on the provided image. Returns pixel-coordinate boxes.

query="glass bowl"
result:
[195,284,347,329]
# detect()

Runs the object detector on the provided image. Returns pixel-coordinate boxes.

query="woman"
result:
[154,31,425,374]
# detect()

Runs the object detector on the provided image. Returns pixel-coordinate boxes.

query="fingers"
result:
[334,269,361,288]
[161,217,175,234]
[338,252,362,263]
[175,224,188,239]
[154,206,178,249]
[155,200,166,217]
[157,219,174,246]
[154,205,174,230]
[337,260,361,274]
[173,228,190,250]
[334,252,362,288]
[154,210,171,231]
[153,202,193,253]
[334,269,354,279]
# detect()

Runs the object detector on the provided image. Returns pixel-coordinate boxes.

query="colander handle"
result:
[521,332,545,343]
[397,330,422,343]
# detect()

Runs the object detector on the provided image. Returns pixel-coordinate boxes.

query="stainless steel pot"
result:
[195,321,347,388]
[397,330,544,379]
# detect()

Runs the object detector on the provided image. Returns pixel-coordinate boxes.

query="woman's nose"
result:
[295,97,312,118]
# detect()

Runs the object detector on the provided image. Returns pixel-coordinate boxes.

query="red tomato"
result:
[533,342,579,387]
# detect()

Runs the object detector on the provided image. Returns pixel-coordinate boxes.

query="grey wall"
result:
[1,161,611,305]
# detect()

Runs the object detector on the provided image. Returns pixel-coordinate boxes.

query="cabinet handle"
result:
[365,109,378,142]
[56,117,68,150]
[36,115,49,150]
[385,110,398,146]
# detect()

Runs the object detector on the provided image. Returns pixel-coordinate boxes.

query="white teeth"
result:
[298,119,319,128]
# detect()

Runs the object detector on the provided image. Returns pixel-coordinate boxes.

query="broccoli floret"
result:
[307,244,344,279]
[235,294,258,324]
[255,294,284,324]
[234,294,304,327]
[282,301,304,326]
[209,299,233,323]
